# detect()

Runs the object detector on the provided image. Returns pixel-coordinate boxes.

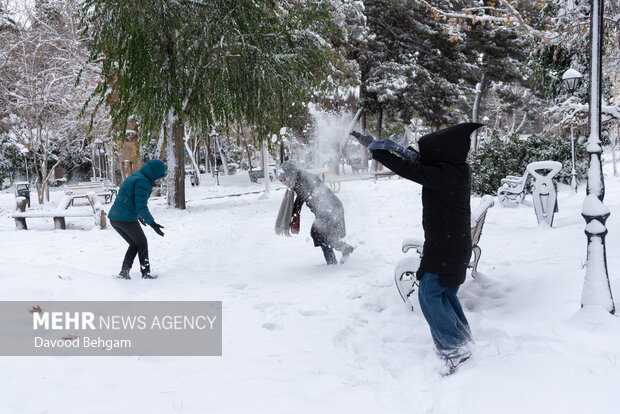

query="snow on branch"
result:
[544,97,620,137]
[411,0,588,46]
[413,0,544,35]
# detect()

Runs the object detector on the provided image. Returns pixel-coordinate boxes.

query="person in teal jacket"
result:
[108,159,166,279]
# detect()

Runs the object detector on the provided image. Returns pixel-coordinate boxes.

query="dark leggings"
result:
[320,240,352,265]
[110,220,149,272]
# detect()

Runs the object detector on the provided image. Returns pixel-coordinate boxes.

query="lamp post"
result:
[20,147,29,182]
[94,139,104,181]
[482,116,490,145]
[562,68,582,193]
[580,0,614,314]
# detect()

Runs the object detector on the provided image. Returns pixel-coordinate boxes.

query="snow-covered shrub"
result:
[468,133,588,196]
[0,143,23,188]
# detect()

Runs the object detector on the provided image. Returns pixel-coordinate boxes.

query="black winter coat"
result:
[371,123,483,287]
[291,170,346,247]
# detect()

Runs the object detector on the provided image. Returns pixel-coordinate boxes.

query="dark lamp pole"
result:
[562,68,582,193]
[580,0,614,314]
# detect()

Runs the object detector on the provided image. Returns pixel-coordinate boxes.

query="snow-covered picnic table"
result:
[64,181,117,205]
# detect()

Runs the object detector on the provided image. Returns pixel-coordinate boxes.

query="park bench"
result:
[497,172,530,207]
[374,171,396,180]
[394,195,495,311]
[349,158,367,174]
[64,181,117,205]
[497,161,562,226]
[248,168,275,183]
[11,194,107,230]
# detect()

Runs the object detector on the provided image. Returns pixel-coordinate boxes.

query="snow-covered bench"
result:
[248,168,275,183]
[349,158,367,173]
[497,172,530,207]
[11,194,107,230]
[526,161,562,226]
[394,195,495,311]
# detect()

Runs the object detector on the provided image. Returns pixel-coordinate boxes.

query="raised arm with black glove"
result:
[150,222,165,236]
[350,131,374,147]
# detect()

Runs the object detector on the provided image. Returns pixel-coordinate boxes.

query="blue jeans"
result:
[418,272,472,357]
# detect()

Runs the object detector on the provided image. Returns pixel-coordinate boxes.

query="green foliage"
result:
[78,0,337,142]
[468,133,588,195]
[0,143,23,187]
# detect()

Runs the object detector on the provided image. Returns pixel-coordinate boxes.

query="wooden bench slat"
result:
[11,211,96,218]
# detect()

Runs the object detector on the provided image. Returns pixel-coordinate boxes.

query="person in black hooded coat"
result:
[351,123,483,368]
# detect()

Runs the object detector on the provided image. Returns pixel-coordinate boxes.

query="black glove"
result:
[138,217,146,226]
[350,131,374,147]
[150,222,165,237]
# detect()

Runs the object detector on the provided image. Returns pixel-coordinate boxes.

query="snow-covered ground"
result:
[1,164,620,414]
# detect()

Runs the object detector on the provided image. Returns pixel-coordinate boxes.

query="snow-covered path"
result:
[1,169,619,414]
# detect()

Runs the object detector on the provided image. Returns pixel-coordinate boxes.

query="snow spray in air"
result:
[306,104,364,174]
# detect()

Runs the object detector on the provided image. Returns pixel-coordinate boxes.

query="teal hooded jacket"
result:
[108,159,167,224]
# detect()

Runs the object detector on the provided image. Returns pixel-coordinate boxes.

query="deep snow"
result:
[1,164,619,414]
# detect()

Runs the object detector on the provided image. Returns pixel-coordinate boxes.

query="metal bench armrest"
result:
[401,238,424,254]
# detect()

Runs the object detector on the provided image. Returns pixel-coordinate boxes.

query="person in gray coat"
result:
[280,160,354,265]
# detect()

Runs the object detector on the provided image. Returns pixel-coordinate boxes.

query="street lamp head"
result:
[482,116,489,123]
[562,68,582,95]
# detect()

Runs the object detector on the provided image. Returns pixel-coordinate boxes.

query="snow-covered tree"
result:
[0,0,95,203]
[78,0,336,209]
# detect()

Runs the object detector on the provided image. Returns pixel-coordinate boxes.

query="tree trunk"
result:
[44,156,50,202]
[205,136,212,174]
[360,66,370,172]
[262,139,270,193]
[241,125,253,170]
[215,136,229,175]
[91,139,97,180]
[372,105,383,172]
[184,141,200,186]
[613,123,618,177]
[195,141,201,174]
[166,111,186,209]
[361,111,369,171]
[157,125,166,160]
[471,72,487,151]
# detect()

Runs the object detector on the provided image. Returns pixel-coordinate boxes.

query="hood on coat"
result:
[140,159,167,183]
[280,160,300,178]
[418,123,484,165]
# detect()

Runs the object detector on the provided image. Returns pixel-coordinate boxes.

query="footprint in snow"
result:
[262,322,283,331]
[299,310,327,317]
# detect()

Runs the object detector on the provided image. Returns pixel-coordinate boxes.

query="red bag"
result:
[290,215,300,234]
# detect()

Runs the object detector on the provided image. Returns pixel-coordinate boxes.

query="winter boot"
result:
[321,245,338,265]
[440,351,471,376]
[117,266,131,280]
[339,244,355,264]
[140,262,158,279]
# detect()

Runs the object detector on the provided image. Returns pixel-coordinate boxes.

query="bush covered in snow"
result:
[468,133,588,196]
